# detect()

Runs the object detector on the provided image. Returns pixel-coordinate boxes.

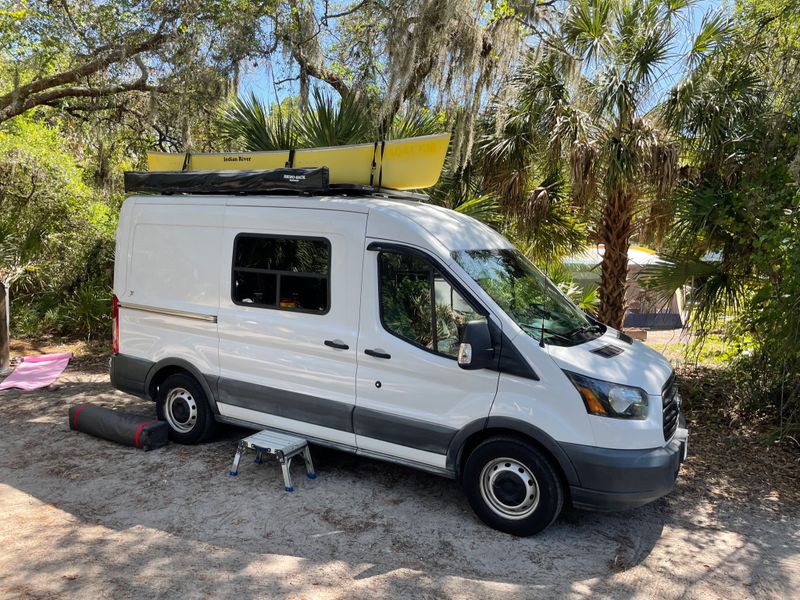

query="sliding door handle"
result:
[324,339,349,350]
[364,348,391,359]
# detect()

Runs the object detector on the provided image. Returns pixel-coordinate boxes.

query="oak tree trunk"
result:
[598,189,633,329]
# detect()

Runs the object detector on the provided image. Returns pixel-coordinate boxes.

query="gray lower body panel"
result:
[218,377,355,433]
[353,406,456,455]
[218,377,457,455]
[109,354,153,398]
[562,436,685,511]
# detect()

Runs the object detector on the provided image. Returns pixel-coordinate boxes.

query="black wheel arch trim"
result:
[446,416,580,486]
[144,358,220,415]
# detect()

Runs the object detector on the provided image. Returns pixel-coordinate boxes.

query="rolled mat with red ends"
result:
[69,404,169,451]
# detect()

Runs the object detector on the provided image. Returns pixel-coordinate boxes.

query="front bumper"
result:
[562,418,689,512]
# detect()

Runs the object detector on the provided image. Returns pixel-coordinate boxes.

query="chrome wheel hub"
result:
[165,387,198,433]
[479,457,539,519]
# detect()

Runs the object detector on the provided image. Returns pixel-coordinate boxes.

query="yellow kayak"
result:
[146,133,450,190]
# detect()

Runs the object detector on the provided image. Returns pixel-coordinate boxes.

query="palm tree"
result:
[294,88,375,147]
[220,89,446,151]
[641,20,779,329]
[218,92,297,151]
[481,0,707,328]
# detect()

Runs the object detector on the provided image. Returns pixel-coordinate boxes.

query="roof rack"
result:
[124,168,329,195]
[123,168,427,201]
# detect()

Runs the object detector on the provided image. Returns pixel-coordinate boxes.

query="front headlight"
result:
[564,371,649,420]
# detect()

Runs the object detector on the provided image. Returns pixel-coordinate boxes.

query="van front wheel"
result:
[462,437,564,536]
[156,373,216,444]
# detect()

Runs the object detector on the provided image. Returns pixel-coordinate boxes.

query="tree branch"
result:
[286,0,350,97]
[321,0,372,25]
[291,49,350,96]
[0,27,173,122]
[274,75,301,86]
[0,79,168,122]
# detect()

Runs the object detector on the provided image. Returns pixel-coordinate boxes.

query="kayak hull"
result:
[146,133,450,190]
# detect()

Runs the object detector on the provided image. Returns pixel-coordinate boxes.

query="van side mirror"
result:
[458,320,494,370]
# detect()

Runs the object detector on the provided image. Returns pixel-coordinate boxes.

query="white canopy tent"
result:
[562,245,685,329]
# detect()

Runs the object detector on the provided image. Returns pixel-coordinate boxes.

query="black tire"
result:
[462,436,564,536]
[156,373,216,444]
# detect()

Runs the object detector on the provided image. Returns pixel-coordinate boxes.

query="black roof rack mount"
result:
[124,168,330,195]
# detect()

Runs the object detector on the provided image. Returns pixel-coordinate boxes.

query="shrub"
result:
[63,281,112,340]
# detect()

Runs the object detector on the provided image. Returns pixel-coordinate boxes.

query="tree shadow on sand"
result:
[0,376,797,598]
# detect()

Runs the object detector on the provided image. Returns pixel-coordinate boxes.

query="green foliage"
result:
[0,1,279,126]
[478,0,700,324]
[219,92,298,151]
[453,195,504,227]
[510,210,588,264]
[387,108,445,140]
[219,89,447,152]
[547,264,600,313]
[640,0,800,440]
[0,118,116,339]
[64,281,112,339]
[295,89,373,147]
[10,280,111,340]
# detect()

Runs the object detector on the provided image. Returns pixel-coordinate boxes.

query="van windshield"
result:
[453,249,602,346]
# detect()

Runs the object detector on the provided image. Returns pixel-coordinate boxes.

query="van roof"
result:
[129,193,512,252]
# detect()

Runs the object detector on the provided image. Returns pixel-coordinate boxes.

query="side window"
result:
[378,250,485,358]
[232,235,330,313]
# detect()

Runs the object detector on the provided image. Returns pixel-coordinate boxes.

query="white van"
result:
[111,173,687,536]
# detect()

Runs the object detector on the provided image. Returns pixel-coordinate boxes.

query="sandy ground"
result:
[0,364,799,599]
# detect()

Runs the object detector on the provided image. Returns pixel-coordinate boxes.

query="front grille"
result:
[662,374,679,441]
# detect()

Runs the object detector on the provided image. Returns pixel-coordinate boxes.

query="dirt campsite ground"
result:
[0,339,798,599]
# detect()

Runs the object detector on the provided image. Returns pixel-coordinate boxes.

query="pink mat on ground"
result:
[0,352,72,391]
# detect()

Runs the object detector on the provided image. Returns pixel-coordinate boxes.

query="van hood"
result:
[546,329,673,395]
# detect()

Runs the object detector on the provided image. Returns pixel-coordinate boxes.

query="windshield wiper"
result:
[520,323,574,345]
[567,323,604,338]
[543,328,576,344]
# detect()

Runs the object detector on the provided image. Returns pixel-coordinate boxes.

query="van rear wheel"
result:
[156,373,216,444]
[463,437,564,536]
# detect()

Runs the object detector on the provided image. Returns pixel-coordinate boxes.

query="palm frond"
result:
[219,92,297,151]
[688,10,734,67]
[629,22,675,85]
[388,108,443,139]
[663,0,696,19]
[511,199,588,262]
[562,0,614,64]
[296,88,374,147]
[592,66,635,123]
[639,256,744,328]
[453,194,503,227]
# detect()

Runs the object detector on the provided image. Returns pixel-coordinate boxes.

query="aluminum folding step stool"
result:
[229,429,316,492]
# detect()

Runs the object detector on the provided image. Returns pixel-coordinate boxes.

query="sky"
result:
[238,0,724,110]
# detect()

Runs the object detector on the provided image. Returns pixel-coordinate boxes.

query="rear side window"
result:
[232,235,330,313]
